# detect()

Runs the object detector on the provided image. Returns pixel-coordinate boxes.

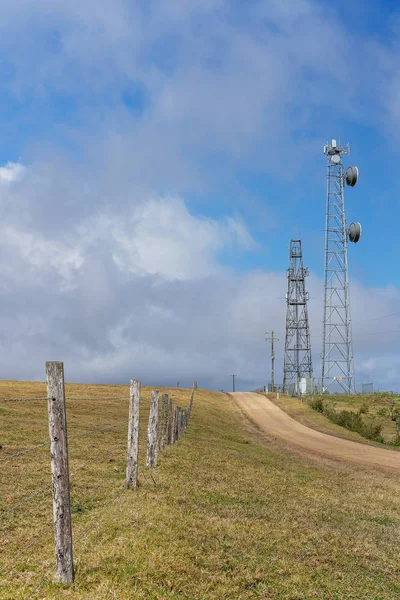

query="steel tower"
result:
[321,140,360,394]
[283,239,313,392]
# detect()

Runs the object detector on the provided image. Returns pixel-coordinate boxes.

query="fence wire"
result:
[0,397,47,403]
[0,483,52,521]
[66,395,128,401]
[70,441,127,481]
[24,476,135,600]
[0,522,53,577]
[0,421,128,464]
[1,378,195,600]
[0,440,50,463]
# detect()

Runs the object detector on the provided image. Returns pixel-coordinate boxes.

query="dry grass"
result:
[1,381,400,599]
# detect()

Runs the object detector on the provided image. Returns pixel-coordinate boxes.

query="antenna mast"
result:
[265,331,279,392]
[283,239,313,393]
[321,140,360,394]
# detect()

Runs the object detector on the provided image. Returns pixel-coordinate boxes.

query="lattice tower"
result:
[321,141,355,393]
[283,239,313,392]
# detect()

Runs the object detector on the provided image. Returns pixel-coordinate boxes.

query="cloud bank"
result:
[0,1,399,390]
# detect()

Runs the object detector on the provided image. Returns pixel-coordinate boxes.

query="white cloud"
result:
[0,162,25,183]
[0,226,83,289]
[109,196,255,279]
[0,164,255,285]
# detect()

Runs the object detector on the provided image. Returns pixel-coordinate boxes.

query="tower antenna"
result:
[265,331,279,392]
[321,140,361,393]
[283,239,313,393]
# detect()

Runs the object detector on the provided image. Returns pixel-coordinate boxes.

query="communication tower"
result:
[321,140,361,393]
[283,239,313,392]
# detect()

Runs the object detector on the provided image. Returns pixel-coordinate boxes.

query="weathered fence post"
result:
[179,408,184,439]
[167,397,173,445]
[46,361,74,584]
[159,394,169,451]
[177,409,181,440]
[126,380,141,488]
[146,391,159,468]
[189,386,195,416]
[173,406,180,442]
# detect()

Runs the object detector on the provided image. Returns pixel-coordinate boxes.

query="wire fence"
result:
[0,363,195,599]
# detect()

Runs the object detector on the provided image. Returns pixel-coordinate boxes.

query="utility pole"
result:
[230,374,236,392]
[265,331,279,392]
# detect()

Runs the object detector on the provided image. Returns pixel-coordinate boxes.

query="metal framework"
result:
[283,240,313,392]
[321,141,355,393]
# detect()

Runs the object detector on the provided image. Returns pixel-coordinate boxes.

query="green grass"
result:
[1,382,400,598]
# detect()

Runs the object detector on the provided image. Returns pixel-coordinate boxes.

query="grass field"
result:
[1,382,400,599]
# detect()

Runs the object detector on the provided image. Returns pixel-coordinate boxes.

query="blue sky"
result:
[0,0,400,391]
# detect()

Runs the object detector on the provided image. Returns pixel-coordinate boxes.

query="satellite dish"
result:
[345,166,358,187]
[331,155,340,164]
[348,222,362,243]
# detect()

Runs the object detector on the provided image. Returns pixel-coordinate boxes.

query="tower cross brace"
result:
[283,239,313,393]
[321,141,355,394]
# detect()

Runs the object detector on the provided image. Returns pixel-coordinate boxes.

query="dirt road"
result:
[233,392,400,472]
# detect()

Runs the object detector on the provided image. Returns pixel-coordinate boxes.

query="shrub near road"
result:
[307,393,400,445]
[1,381,400,599]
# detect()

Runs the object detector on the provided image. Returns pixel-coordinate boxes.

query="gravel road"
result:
[233,392,400,472]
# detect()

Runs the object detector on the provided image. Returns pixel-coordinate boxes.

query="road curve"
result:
[233,392,400,472]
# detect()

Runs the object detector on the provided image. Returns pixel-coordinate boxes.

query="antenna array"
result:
[321,140,360,393]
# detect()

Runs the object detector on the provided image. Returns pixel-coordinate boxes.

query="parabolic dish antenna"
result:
[348,222,362,243]
[345,166,358,187]
[331,154,340,164]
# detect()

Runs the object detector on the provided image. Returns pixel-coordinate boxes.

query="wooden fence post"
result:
[179,409,183,439]
[159,394,169,451]
[189,387,195,416]
[146,391,159,468]
[173,407,180,442]
[179,408,183,439]
[167,398,173,445]
[126,380,141,488]
[46,361,74,584]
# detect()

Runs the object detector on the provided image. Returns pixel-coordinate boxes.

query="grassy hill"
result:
[1,381,400,599]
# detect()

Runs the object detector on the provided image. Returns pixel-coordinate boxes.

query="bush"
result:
[358,402,369,415]
[307,397,384,443]
[308,397,324,413]
[377,407,389,417]
[390,407,400,422]
[362,421,383,441]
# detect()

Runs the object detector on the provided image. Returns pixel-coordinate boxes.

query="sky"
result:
[0,0,400,392]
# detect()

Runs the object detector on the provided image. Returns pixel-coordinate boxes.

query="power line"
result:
[310,327,400,340]
[298,296,400,326]
[354,310,400,324]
